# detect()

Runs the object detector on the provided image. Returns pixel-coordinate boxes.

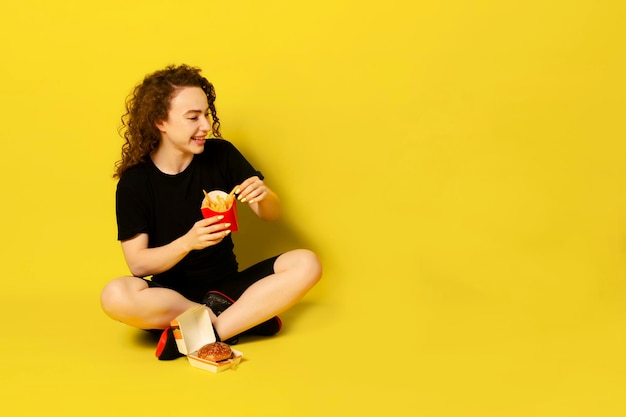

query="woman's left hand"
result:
[236,176,268,204]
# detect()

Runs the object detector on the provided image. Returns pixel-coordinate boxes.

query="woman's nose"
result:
[201,115,212,132]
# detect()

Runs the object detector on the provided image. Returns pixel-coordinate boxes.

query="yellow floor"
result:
[4,280,626,416]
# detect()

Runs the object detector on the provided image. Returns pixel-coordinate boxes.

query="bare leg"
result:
[101,249,321,340]
[100,276,216,329]
[213,249,322,340]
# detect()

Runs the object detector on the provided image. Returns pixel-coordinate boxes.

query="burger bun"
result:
[197,342,234,362]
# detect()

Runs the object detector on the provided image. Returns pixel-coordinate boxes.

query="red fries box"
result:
[201,190,238,232]
[171,306,243,373]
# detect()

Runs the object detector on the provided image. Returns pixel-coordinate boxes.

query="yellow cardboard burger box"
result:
[171,306,243,373]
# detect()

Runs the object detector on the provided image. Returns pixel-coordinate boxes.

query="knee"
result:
[100,277,134,319]
[294,249,323,287]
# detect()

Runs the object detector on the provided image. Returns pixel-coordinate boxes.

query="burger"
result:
[197,342,234,362]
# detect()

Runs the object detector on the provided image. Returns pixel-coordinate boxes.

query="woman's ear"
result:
[155,119,167,132]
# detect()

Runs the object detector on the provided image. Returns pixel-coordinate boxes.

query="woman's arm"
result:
[121,216,231,277]
[236,176,281,221]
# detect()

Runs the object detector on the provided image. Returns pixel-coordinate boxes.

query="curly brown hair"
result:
[113,64,222,179]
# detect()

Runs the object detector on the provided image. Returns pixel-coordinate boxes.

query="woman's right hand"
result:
[184,215,231,251]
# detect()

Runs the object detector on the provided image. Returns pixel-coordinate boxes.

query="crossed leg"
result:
[100,276,206,329]
[100,249,322,340]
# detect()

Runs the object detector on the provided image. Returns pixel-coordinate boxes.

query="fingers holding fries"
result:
[231,176,281,221]
[200,179,277,227]
[236,176,268,204]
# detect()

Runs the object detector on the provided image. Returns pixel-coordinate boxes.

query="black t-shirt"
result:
[115,139,263,290]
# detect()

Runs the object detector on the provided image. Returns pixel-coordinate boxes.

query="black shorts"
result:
[143,255,280,303]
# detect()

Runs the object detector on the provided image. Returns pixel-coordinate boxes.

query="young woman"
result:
[100,64,322,359]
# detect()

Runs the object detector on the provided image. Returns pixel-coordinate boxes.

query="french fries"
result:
[202,190,235,212]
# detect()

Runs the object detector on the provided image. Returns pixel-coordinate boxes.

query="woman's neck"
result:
[150,147,194,175]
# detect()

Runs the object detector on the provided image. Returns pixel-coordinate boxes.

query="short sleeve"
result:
[219,140,264,185]
[115,170,151,241]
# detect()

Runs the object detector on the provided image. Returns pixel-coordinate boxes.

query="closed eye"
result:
[187,113,210,121]
[184,109,210,121]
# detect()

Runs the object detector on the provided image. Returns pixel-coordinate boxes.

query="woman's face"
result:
[156,86,212,156]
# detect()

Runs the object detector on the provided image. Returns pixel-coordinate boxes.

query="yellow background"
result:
[1,1,625,416]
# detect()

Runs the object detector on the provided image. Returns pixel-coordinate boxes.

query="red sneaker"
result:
[155,326,185,360]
